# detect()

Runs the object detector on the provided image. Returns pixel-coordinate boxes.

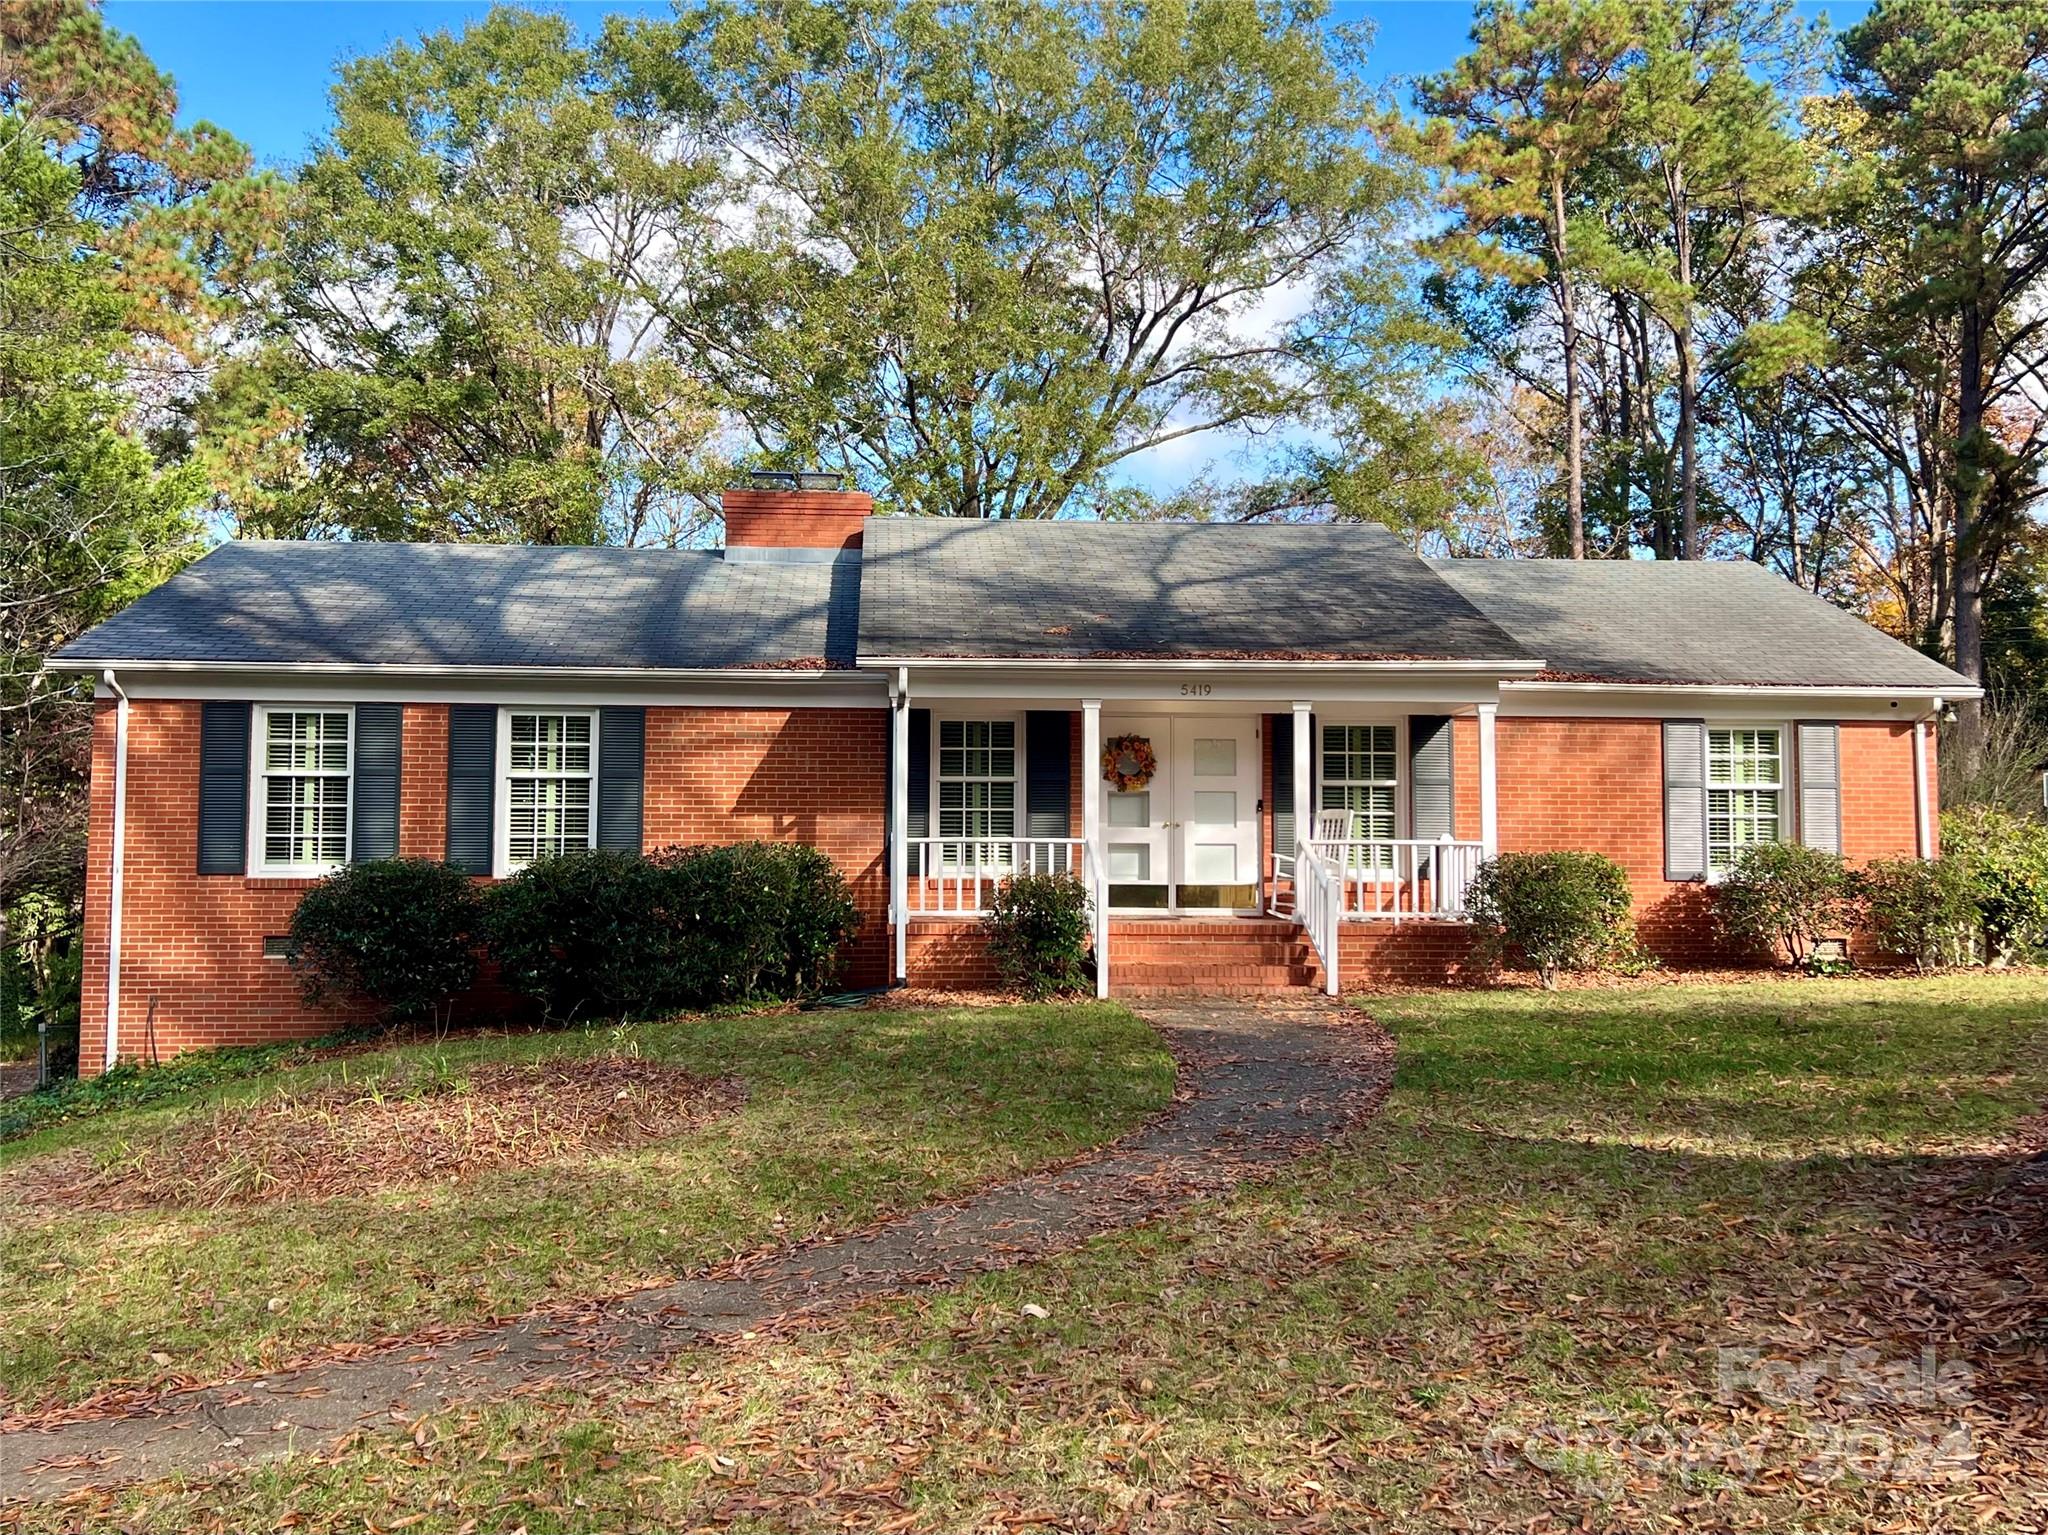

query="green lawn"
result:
[0,1003,1174,1412]
[14,975,2048,1533]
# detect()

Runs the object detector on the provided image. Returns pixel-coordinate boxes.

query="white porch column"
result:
[1291,702,1313,859]
[891,671,910,984]
[1477,702,1499,859]
[1912,715,1933,859]
[1081,699,1103,869]
[1082,699,1105,1000]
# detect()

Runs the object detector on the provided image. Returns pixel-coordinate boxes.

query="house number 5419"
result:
[1179,682,1213,697]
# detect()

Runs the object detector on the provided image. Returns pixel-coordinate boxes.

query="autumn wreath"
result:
[1102,733,1158,792]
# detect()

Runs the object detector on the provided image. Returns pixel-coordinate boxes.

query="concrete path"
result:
[0,998,1390,1502]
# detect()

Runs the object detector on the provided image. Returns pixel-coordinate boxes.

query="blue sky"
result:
[105,0,1865,502]
[108,1,1865,168]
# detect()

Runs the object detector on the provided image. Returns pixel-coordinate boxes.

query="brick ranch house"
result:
[53,479,1972,1072]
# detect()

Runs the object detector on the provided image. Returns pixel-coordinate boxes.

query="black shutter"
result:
[1025,710,1073,874]
[907,708,931,838]
[445,705,495,874]
[350,704,402,862]
[197,701,251,875]
[1409,715,1454,841]
[1271,713,1295,860]
[597,706,646,853]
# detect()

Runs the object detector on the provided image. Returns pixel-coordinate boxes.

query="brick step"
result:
[1111,948,1316,966]
[1108,964,1322,986]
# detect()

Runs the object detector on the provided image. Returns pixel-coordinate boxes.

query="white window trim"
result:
[930,710,1024,873]
[248,703,356,878]
[493,706,601,878]
[1704,721,1793,879]
[1314,715,1408,851]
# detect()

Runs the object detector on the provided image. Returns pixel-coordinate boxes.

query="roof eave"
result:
[43,658,871,681]
[859,655,1550,674]
[1507,679,1980,700]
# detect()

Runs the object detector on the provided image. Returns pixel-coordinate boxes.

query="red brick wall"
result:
[720,489,873,551]
[641,707,889,988]
[79,700,891,1073]
[1495,716,1931,961]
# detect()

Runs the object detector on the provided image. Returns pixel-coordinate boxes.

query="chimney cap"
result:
[747,469,845,493]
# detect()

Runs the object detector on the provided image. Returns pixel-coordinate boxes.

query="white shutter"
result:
[1797,722,1842,855]
[1663,720,1708,881]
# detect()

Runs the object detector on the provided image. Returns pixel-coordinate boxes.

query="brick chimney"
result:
[722,471,873,553]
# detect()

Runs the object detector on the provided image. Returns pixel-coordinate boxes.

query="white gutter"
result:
[1508,680,1980,701]
[101,668,130,1070]
[862,656,1549,675]
[58,659,877,683]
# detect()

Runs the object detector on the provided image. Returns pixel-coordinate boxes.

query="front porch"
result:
[884,676,1503,997]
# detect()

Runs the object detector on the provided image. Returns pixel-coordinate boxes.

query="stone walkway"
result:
[0,998,1390,1502]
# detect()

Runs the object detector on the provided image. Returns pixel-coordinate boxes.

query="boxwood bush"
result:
[1465,851,1637,989]
[479,849,683,1021]
[983,872,1094,998]
[289,858,482,1023]
[659,841,861,1003]
[482,842,861,1020]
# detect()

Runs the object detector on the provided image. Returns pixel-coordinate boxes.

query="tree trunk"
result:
[1952,305,1987,748]
[1551,173,1585,560]
[1668,163,1698,561]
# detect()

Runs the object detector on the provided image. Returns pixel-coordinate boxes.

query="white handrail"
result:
[903,837,1085,916]
[1084,841,1110,998]
[1296,839,1343,996]
[1311,837,1484,921]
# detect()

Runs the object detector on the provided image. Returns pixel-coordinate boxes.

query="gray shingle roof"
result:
[1427,557,1969,689]
[856,519,1529,661]
[51,541,859,670]
[50,527,1972,692]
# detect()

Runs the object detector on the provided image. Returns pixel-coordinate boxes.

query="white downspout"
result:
[891,666,910,985]
[1912,701,1938,860]
[101,669,131,1070]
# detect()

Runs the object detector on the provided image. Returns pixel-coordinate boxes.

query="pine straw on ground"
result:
[16,1056,744,1211]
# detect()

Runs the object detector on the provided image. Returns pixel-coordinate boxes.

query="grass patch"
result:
[0,1003,1172,1412]
[30,973,2047,1534]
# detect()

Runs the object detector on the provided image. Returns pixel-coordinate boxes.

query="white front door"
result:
[1174,719,1259,910]
[1099,715,1259,911]
[1101,713,1174,907]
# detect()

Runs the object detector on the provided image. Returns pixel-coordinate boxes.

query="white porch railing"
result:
[901,835,1110,998]
[1296,840,1343,996]
[1313,837,1485,921]
[903,837,1085,915]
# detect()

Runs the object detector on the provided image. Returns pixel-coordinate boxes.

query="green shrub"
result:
[1465,851,1637,988]
[288,859,482,1024]
[483,842,862,1019]
[660,841,861,1003]
[480,849,679,1020]
[1857,856,1979,970]
[1712,842,1856,965]
[984,872,1093,998]
[1940,805,2048,963]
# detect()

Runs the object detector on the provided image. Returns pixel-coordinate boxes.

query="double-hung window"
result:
[1707,726,1784,874]
[254,706,353,875]
[500,709,597,871]
[936,718,1016,869]
[1320,723,1398,870]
